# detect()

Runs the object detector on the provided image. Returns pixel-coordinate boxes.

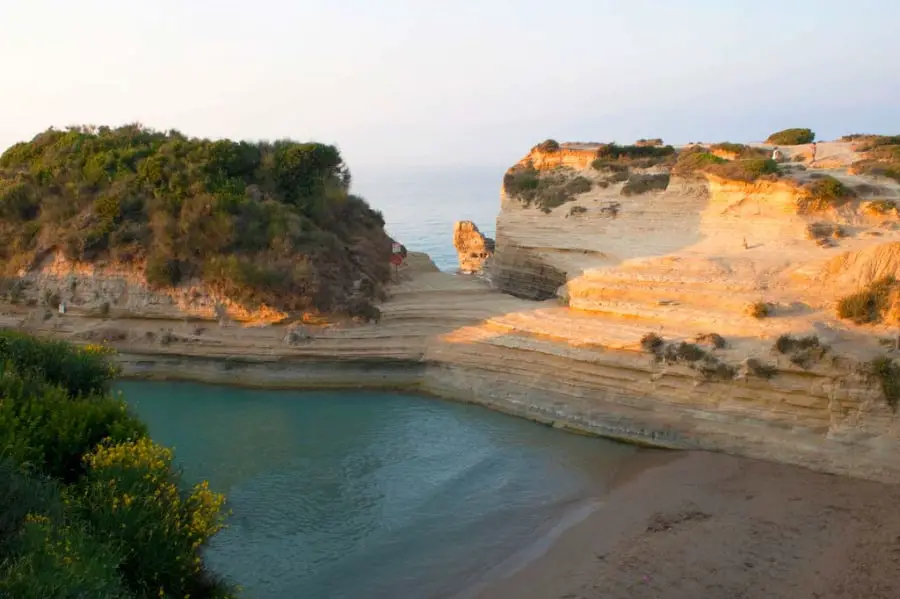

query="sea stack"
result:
[452,220,495,275]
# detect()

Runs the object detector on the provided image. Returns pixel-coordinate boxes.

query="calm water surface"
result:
[353,165,503,271]
[120,381,636,599]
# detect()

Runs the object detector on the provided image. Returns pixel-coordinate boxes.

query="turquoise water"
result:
[120,381,637,599]
[353,165,503,271]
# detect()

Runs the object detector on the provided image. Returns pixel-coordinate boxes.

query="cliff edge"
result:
[7,131,900,483]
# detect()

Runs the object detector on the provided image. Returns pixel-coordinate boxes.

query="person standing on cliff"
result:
[771,147,783,162]
[810,141,818,165]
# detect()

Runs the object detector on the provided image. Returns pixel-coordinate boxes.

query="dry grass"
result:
[746,301,772,318]
[806,222,846,240]
[836,276,900,324]
[773,334,829,368]
[709,143,769,159]
[849,136,900,183]
[621,174,670,196]
[797,176,857,213]
[866,199,898,215]
[705,158,779,183]
[504,167,594,213]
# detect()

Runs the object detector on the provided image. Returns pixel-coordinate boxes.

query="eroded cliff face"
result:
[13,251,288,323]
[452,221,494,275]
[8,140,900,483]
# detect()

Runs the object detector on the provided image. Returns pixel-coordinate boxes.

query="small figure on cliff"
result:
[771,147,783,162]
[810,141,818,165]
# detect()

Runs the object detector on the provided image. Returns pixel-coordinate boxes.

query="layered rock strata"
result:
[6,140,900,483]
[452,221,494,275]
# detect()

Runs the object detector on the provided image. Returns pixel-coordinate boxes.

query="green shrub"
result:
[869,356,900,411]
[533,139,560,152]
[591,161,630,182]
[744,358,777,379]
[672,148,727,175]
[709,143,769,159]
[0,332,235,599]
[668,342,707,363]
[836,276,898,324]
[852,135,900,151]
[747,301,771,318]
[0,368,146,482]
[0,516,131,599]
[0,460,64,556]
[773,334,828,368]
[0,331,120,397]
[705,158,778,182]
[621,174,670,196]
[504,164,541,199]
[640,332,664,354]
[694,333,726,349]
[635,138,663,147]
[766,128,815,145]
[74,438,231,598]
[797,175,857,212]
[805,222,844,240]
[867,199,897,214]
[504,166,592,213]
[594,143,675,161]
[568,205,588,217]
[0,125,391,317]
[851,137,900,184]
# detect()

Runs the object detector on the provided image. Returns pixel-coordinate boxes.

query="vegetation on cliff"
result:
[0,332,234,598]
[591,143,675,169]
[797,175,857,212]
[709,143,769,159]
[673,146,778,182]
[0,125,392,316]
[766,128,815,145]
[503,164,593,213]
[850,135,900,183]
[621,173,670,196]
[836,276,899,324]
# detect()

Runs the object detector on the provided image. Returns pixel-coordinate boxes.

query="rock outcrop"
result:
[9,138,900,484]
[452,221,494,275]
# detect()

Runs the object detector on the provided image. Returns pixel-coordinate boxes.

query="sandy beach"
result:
[472,450,900,599]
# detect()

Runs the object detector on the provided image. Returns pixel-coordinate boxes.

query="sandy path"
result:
[473,451,900,599]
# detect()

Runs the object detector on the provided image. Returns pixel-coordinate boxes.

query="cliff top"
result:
[0,125,391,319]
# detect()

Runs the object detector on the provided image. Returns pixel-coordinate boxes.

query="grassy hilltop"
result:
[0,125,392,318]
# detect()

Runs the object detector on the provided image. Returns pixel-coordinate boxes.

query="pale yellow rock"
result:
[452,220,494,274]
[8,141,900,483]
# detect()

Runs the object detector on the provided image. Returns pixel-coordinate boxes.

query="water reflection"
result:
[119,382,635,599]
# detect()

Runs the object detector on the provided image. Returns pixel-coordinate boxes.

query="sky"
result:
[1,0,898,169]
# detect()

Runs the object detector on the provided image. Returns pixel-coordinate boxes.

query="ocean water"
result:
[120,381,637,599]
[352,165,504,271]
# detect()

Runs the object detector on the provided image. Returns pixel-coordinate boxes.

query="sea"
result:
[117,167,634,598]
[352,165,503,271]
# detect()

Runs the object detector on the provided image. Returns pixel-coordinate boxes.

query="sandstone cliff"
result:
[452,221,494,275]
[7,137,900,483]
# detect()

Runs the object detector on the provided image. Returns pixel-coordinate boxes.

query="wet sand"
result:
[473,450,900,599]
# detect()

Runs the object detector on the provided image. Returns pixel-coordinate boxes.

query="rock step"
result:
[568,286,767,314]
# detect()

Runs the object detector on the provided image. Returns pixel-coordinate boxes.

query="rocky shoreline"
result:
[6,138,900,484]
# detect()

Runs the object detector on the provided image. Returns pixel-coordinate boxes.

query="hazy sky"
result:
[2,0,898,168]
